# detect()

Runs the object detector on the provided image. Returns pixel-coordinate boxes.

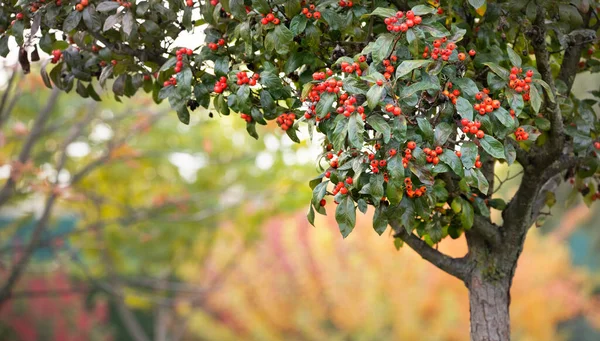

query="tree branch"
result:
[470,216,502,249]
[528,7,563,157]
[0,88,60,208]
[390,220,471,281]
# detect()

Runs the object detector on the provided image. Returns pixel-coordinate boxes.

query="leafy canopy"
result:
[1,0,599,243]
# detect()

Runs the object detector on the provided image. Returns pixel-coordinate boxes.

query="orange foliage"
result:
[181,211,599,341]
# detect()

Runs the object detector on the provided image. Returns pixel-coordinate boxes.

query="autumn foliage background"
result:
[0,63,599,340]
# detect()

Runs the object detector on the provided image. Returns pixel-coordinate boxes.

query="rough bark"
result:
[468,272,511,341]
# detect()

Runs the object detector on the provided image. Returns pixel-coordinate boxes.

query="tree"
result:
[1,0,599,339]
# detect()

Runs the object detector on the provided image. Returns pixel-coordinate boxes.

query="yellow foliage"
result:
[180,211,598,341]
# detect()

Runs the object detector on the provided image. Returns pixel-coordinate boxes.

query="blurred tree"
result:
[0,67,315,340]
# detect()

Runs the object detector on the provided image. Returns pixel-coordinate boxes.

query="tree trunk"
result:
[467,272,511,341]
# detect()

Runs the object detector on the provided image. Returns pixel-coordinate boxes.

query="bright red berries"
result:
[473,91,501,115]
[240,113,252,123]
[461,119,484,138]
[214,76,228,93]
[51,49,62,64]
[276,113,296,131]
[514,127,529,141]
[469,49,476,57]
[384,11,422,32]
[407,141,416,150]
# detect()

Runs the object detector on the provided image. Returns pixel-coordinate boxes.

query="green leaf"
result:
[103,13,123,32]
[399,196,415,233]
[483,62,509,79]
[532,79,555,103]
[273,25,294,55]
[434,122,453,146]
[289,15,308,36]
[373,33,395,64]
[439,149,464,177]
[506,46,522,67]
[97,2,121,12]
[452,78,479,98]
[259,70,280,89]
[369,173,385,201]
[83,5,102,32]
[468,0,486,10]
[367,115,391,143]
[480,135,505,159]
[400,79,440,99]
[343,77,369,95]
[417,117,434,143]
[307,204,316,226]
[311,180,329,207]
[332,118,348,151]
[336,195,356,238]
[63,10,82,32]
[395,60,432,79]
[494,107,514,128]
[460,141,478,169]
[534,117,551,131]
[366,84,385,109]
[316,92,336,118]
[0,36,9,58]
[473,168,489,194]
[369,7,397,18]
[461,200,474,229]
[455,97,473,121]
[507,91,524,116]
[246,121,258,139]
[373,205,388,235]
[529,84,542,114]
[411,5,436,15]
[504,141,516,165]
[347,113,365,148]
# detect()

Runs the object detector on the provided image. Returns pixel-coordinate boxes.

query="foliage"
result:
[1,0,599,243]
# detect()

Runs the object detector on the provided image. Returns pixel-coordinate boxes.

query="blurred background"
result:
[0,58,599,341]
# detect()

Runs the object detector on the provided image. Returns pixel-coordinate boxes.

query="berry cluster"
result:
[404,177,426,198]
[338,0,354,7]
[442,82,461,105]
[174,47,193,74]
[75,0,89,12]
[384,10,422,33]
[381,57,398,79]
[163,77,177,87]
[213,76,228,93]
[340,61,363,76]
[332,180,350,195]
[240,113,252,123]
[368,153,387,174]
[276,113,296,131]
[336,94,364,118]
[301,5,321,19]
[50,49,62,64]
[460,118,485,139]
[260,13,280,25]
[423,146,443,165]
[309,77,342,102]
[509,67,533,100]
[474,89,501,115]
[235,71,259,86]
[208,38,225,51]
[384,103,403,116]
[514,127,529,141]
[401,141,418,168]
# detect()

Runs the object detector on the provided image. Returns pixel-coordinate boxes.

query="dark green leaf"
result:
[367,115,391,143]
[434,122,453,146]
[336,195,356,238]
[460,141,478,169]
[395,60,432,79]
[480,135,505,159]
[439,149,464,177]
[63,10,82,32]
[373,205,388,235]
